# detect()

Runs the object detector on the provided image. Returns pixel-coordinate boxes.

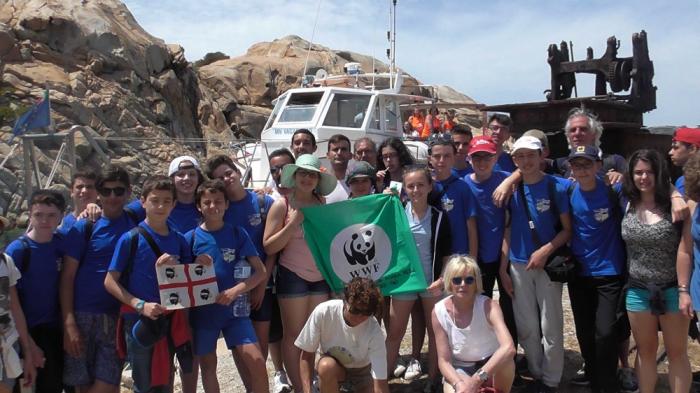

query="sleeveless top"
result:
[620,207,679,283]
[691,207,700,309]
[434,295,500,366]
[278,196,324,282]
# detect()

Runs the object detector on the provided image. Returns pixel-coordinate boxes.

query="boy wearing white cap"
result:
[499,136,572,393]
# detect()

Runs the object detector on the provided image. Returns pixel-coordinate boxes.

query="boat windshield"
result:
[323,93,372,128]
[278,92,324,123]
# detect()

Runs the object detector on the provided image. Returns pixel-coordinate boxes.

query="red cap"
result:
[674,127,700,147]
[468,135,497,156]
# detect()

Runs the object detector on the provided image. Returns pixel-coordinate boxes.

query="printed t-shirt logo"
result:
[330,223,391,282]
[594,208,609,222]
[442,197,454,212]
[248,213,262,227]
[536,198,551,213]
[221,248,237,263]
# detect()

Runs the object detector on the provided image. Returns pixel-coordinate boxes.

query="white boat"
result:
[234,66,434,188]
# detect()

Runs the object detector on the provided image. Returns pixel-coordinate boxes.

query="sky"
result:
[122,0,699,127]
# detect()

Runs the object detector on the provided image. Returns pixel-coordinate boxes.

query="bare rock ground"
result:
[121,285,700,392]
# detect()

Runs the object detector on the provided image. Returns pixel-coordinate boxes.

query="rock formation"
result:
[0,0,480,223]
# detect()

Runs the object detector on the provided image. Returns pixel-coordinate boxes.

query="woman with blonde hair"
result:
[432,255,515,393]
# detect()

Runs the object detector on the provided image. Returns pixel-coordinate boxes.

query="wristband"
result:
[679,287,690,293]
[135,299,146,314]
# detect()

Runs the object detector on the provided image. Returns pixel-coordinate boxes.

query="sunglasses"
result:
[98,186,127,197]
[296,169,319,178]
[270,166,282,174]
[451,276,475,286]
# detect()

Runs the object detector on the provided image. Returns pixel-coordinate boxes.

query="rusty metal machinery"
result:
[546,30,657,113]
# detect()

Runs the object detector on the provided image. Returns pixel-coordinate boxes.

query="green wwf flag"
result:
[301,194,427,295]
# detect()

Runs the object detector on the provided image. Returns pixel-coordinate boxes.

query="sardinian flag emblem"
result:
[156,264,219,310]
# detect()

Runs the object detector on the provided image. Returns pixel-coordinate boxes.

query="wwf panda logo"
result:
[343,230,376,266]
[330,223,392,283]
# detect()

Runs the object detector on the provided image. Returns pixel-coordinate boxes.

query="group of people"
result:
[1,108,700,393]
[404,107,460,140]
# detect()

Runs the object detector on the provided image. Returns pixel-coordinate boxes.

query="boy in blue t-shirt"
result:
[186,179,269,393]
[105,175,202,392]
[5,189,69,392]
[566,145,626,391]
[60,165,136,391]
[205,155,275,391]
[463,136,519,347]
[428,137,478,257]
[58,168,98,235]
[451,125,473,178]
[501,136,572,391]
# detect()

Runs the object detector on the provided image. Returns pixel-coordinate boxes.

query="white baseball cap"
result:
[168,156,200,177]
[511,135,542,154]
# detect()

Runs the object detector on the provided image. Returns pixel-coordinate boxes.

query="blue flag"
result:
[11,89,50,140]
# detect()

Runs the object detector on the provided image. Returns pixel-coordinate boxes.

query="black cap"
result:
[567,145,601,162]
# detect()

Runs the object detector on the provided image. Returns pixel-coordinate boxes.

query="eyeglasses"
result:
[270,166,282,174]
[451,276,475,286]
[296,169,319,178]
[488,125,509,132]
[98,186,127,197]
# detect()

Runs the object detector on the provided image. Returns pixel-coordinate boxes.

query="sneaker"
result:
[272,370,292,393]
[570,366,590,386]
[403,358,422,381]
[618,367,638,392]
[393,357,407,378]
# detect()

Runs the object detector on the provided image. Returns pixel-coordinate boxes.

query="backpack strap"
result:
[136,226,163,258]
[124,207,139,225]
[18,236,31,274]
[120,227,141,286]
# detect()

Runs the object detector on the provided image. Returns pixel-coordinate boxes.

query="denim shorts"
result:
[193,316,257,356]
[276,265,330,298]
[250,288,273,322]
[626,287,680,313]
[392,290,442,301]
[63,312,122,387]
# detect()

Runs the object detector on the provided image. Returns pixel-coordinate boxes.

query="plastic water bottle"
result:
[232,258,251,317]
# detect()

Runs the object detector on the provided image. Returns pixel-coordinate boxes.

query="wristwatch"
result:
[475,369,489,383]
[135,299,145,314]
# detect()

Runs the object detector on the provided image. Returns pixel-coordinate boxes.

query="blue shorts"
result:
[250,288,273,322]
[63,312,122,387]
[276,265,330,298]
[193,316,257,356]
[626,287,680,313]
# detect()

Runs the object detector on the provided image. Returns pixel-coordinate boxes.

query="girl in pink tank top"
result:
[262,153,337,391]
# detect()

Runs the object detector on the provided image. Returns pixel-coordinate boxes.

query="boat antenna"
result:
[301,0,323,87]
[386,0,397,89]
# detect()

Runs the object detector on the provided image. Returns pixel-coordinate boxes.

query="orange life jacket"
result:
[421,115,442,139]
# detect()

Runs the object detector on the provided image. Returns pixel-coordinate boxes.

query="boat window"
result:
[384,100,399,132]
[322,94,372,128]
[278,92,324,123]
[368,100,381,130]
[264,96,286,129]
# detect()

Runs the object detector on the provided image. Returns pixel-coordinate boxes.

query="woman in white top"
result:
[432,255,515,393]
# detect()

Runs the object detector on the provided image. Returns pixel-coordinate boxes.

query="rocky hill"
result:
[0,0,479,221]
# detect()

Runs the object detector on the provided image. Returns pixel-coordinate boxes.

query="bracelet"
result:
[679,287,690,293]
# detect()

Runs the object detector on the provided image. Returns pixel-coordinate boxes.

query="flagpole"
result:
[45,85,54,135]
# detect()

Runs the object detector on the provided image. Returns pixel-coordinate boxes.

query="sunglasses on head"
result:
[451,276,475,286]
[98,186,127,197]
